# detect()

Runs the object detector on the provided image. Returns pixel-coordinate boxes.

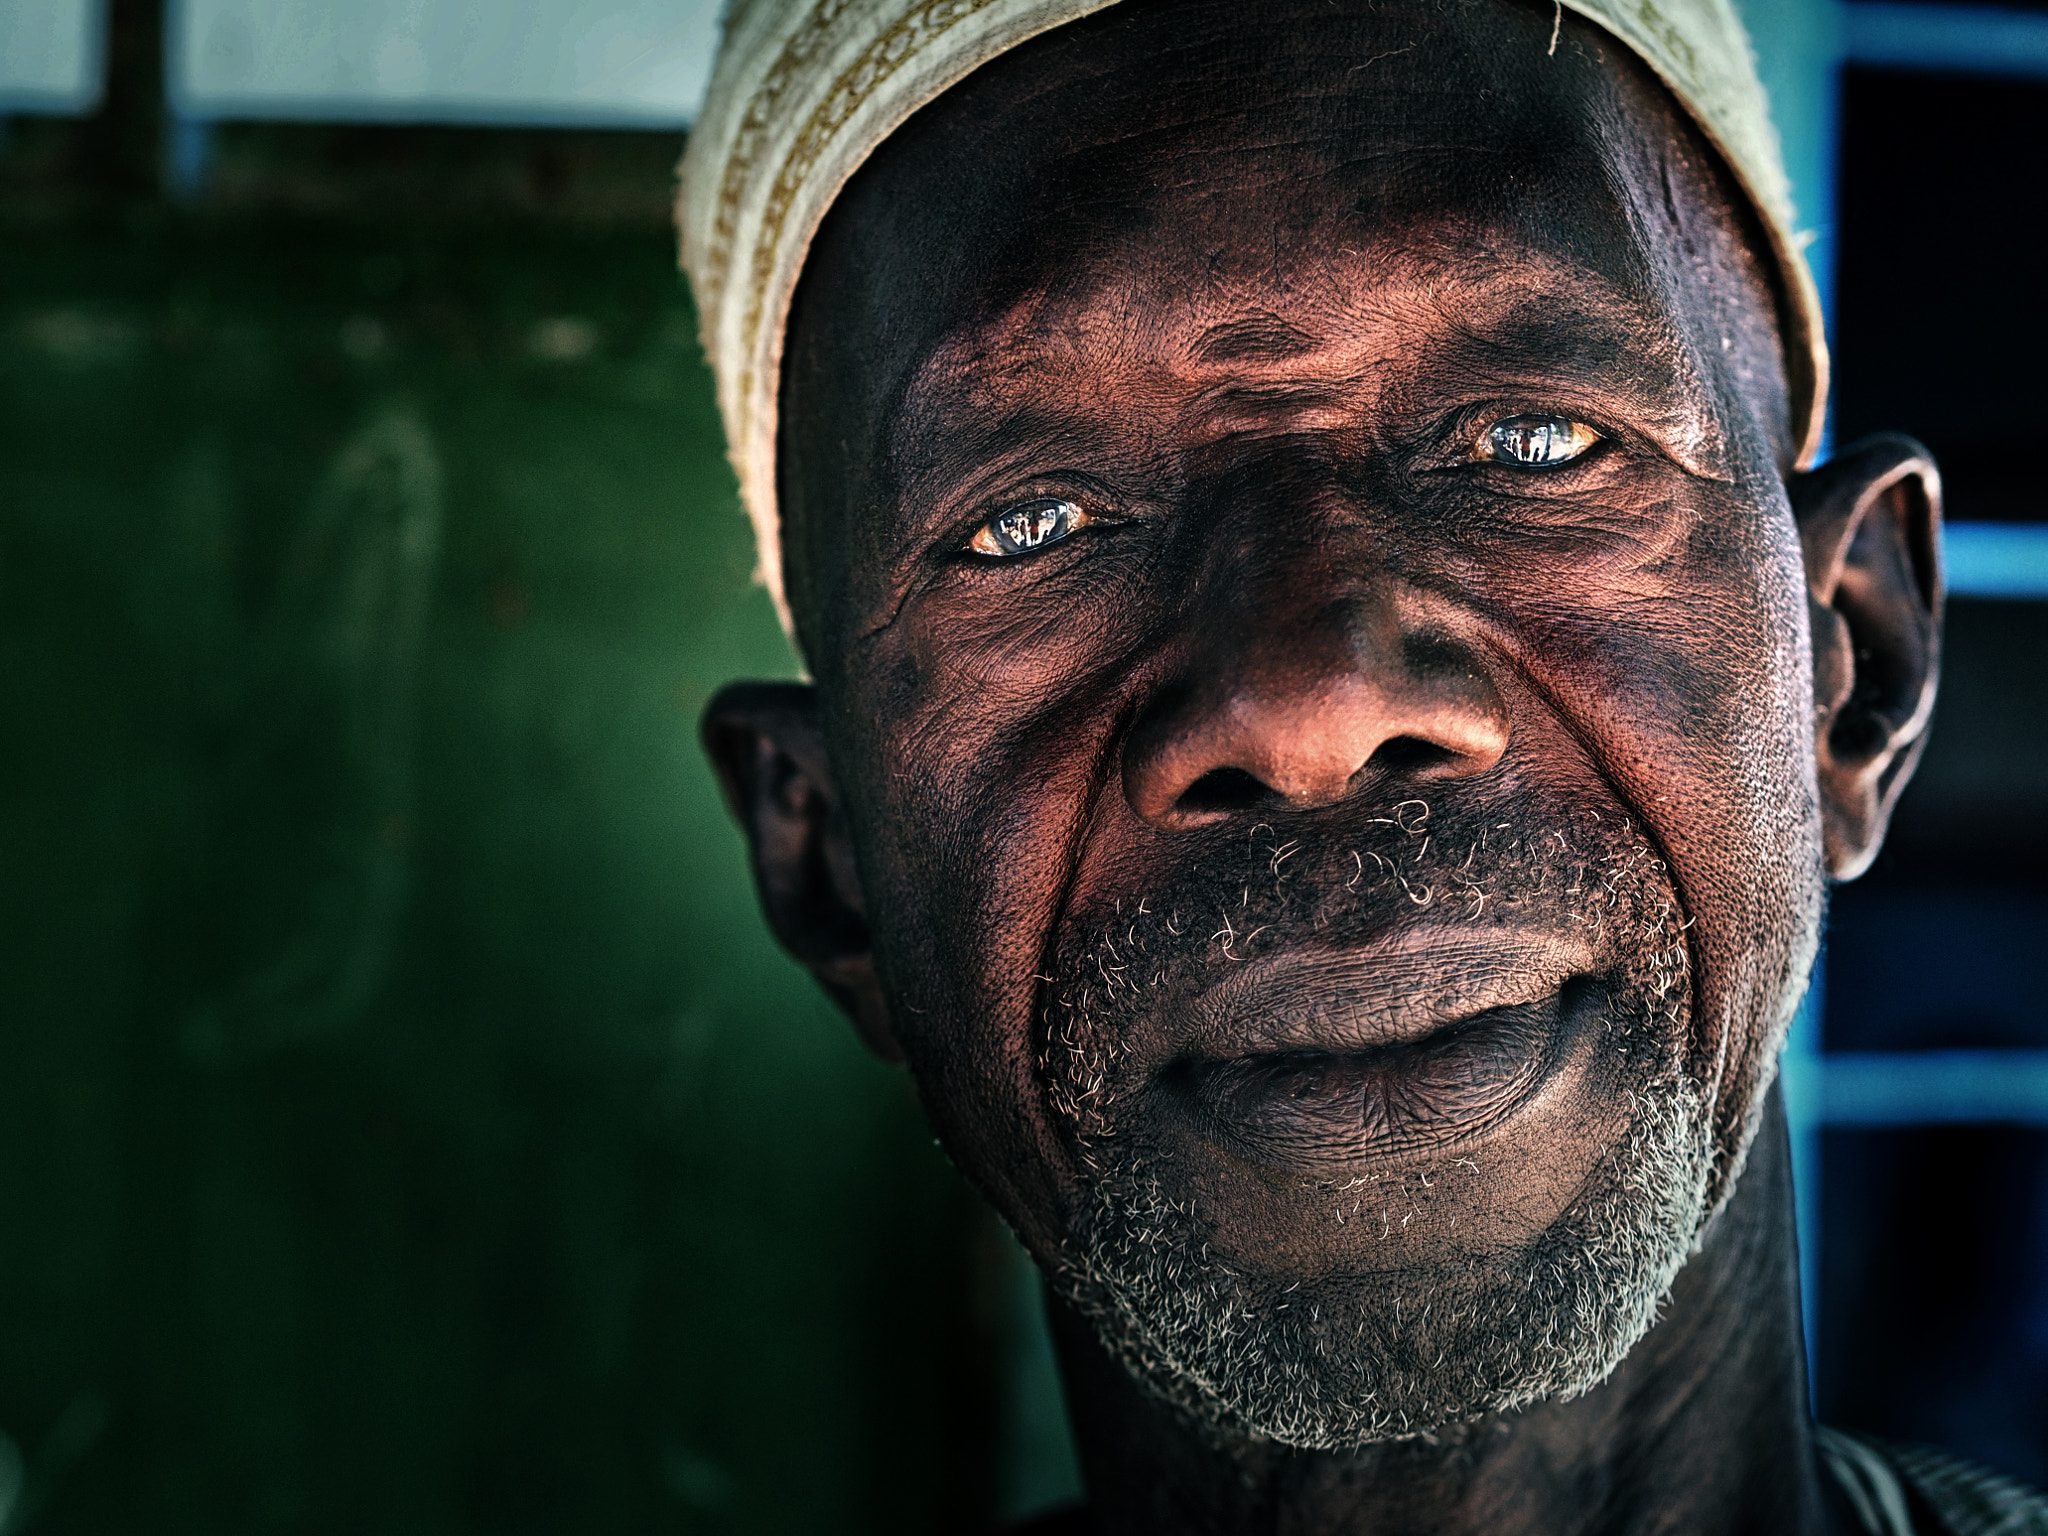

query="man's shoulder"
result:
[988,1434,2048,1536]
[1820,1424,2048,1536]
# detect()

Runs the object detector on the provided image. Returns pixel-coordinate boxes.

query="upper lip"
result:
[1176,928,1597,1063]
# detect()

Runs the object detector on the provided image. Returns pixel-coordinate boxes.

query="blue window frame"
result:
[1750,0,2048,1444]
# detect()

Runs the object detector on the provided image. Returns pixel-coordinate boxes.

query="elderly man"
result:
[677,0,2039,1530]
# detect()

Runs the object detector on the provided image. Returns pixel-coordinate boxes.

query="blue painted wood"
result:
[1844,2,2048,79]
[1785,1051,2048,1125]
[1945,524,2048,599]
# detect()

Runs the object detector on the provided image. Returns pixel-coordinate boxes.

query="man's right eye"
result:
[967,497,1097,556]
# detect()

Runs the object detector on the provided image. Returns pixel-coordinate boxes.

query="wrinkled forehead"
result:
[897,233,1707,478]
[778,0,1783,645]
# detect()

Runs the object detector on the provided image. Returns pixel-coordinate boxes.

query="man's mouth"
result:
[1147,935,1602,1168]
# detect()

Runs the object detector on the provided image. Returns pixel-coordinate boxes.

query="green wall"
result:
[0,202,1070,1535]
[0,5,1877,1527]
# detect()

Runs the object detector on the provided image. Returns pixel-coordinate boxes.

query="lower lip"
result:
[1164,984,1590,1168]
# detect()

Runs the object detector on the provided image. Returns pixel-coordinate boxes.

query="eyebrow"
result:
[895,258,1716,503]
[1189,313,1322,365]
[1412,281,1711,452]
[1432,295,1661,383]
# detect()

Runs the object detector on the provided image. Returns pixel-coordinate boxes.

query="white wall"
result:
[166,0,722,127]
[0,0,107,113]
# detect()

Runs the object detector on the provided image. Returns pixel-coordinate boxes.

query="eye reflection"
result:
[1481,414,1601,467]
[969,496,1094,556]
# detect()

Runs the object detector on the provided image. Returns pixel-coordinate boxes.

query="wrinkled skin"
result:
[702,0,1944,1530]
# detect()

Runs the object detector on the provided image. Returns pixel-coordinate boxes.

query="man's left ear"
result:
[1789,432,1944,881]
[700,680,902,1061]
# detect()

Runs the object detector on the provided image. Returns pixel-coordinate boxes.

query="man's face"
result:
[746,0,1898,1448]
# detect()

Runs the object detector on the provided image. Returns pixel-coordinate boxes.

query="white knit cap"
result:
[676,0,1830,635]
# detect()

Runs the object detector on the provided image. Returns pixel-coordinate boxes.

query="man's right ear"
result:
[701,681,902,1062]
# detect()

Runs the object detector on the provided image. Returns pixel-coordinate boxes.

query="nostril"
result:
[1175,766,1271,817]
[1368,735,1457,774]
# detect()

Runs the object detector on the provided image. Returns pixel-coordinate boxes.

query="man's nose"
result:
[1122,575,1509,831]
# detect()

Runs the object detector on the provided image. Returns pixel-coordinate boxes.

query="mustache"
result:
[1037,792,1692,1138]
[1044,794,1682,1006]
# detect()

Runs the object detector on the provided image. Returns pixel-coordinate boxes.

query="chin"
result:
[1035,800,1720,1447]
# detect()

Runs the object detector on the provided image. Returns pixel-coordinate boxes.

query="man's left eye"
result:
[968,496,1097,556]
[1476,414,1602,467]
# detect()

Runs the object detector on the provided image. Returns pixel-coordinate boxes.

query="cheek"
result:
[830,621,1140,1229]
[846,598,1150,991]
[1507,491,1821,1140]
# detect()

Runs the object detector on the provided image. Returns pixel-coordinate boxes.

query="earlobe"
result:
[701,681,903,1061]
[1789,433,1944,881]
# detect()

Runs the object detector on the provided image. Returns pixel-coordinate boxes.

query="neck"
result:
[1049,1084,1839,1535]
